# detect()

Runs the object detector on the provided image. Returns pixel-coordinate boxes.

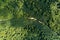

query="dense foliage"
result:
[0,0,60,40]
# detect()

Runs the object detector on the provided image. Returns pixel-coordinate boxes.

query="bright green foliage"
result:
[0,0,60,40]
[50,0,60,36]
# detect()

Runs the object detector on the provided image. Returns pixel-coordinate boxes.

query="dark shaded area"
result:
[10,16,25,27]
[57,3,60,8]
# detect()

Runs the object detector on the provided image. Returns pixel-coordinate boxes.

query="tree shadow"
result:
[10,16,25,27]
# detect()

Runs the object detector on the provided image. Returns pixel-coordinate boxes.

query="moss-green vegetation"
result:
[0,0,60,40]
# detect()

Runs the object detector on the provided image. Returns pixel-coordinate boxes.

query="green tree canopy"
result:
[0,0,60,40]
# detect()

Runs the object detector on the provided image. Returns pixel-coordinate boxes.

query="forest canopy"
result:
[0,0,60,40]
